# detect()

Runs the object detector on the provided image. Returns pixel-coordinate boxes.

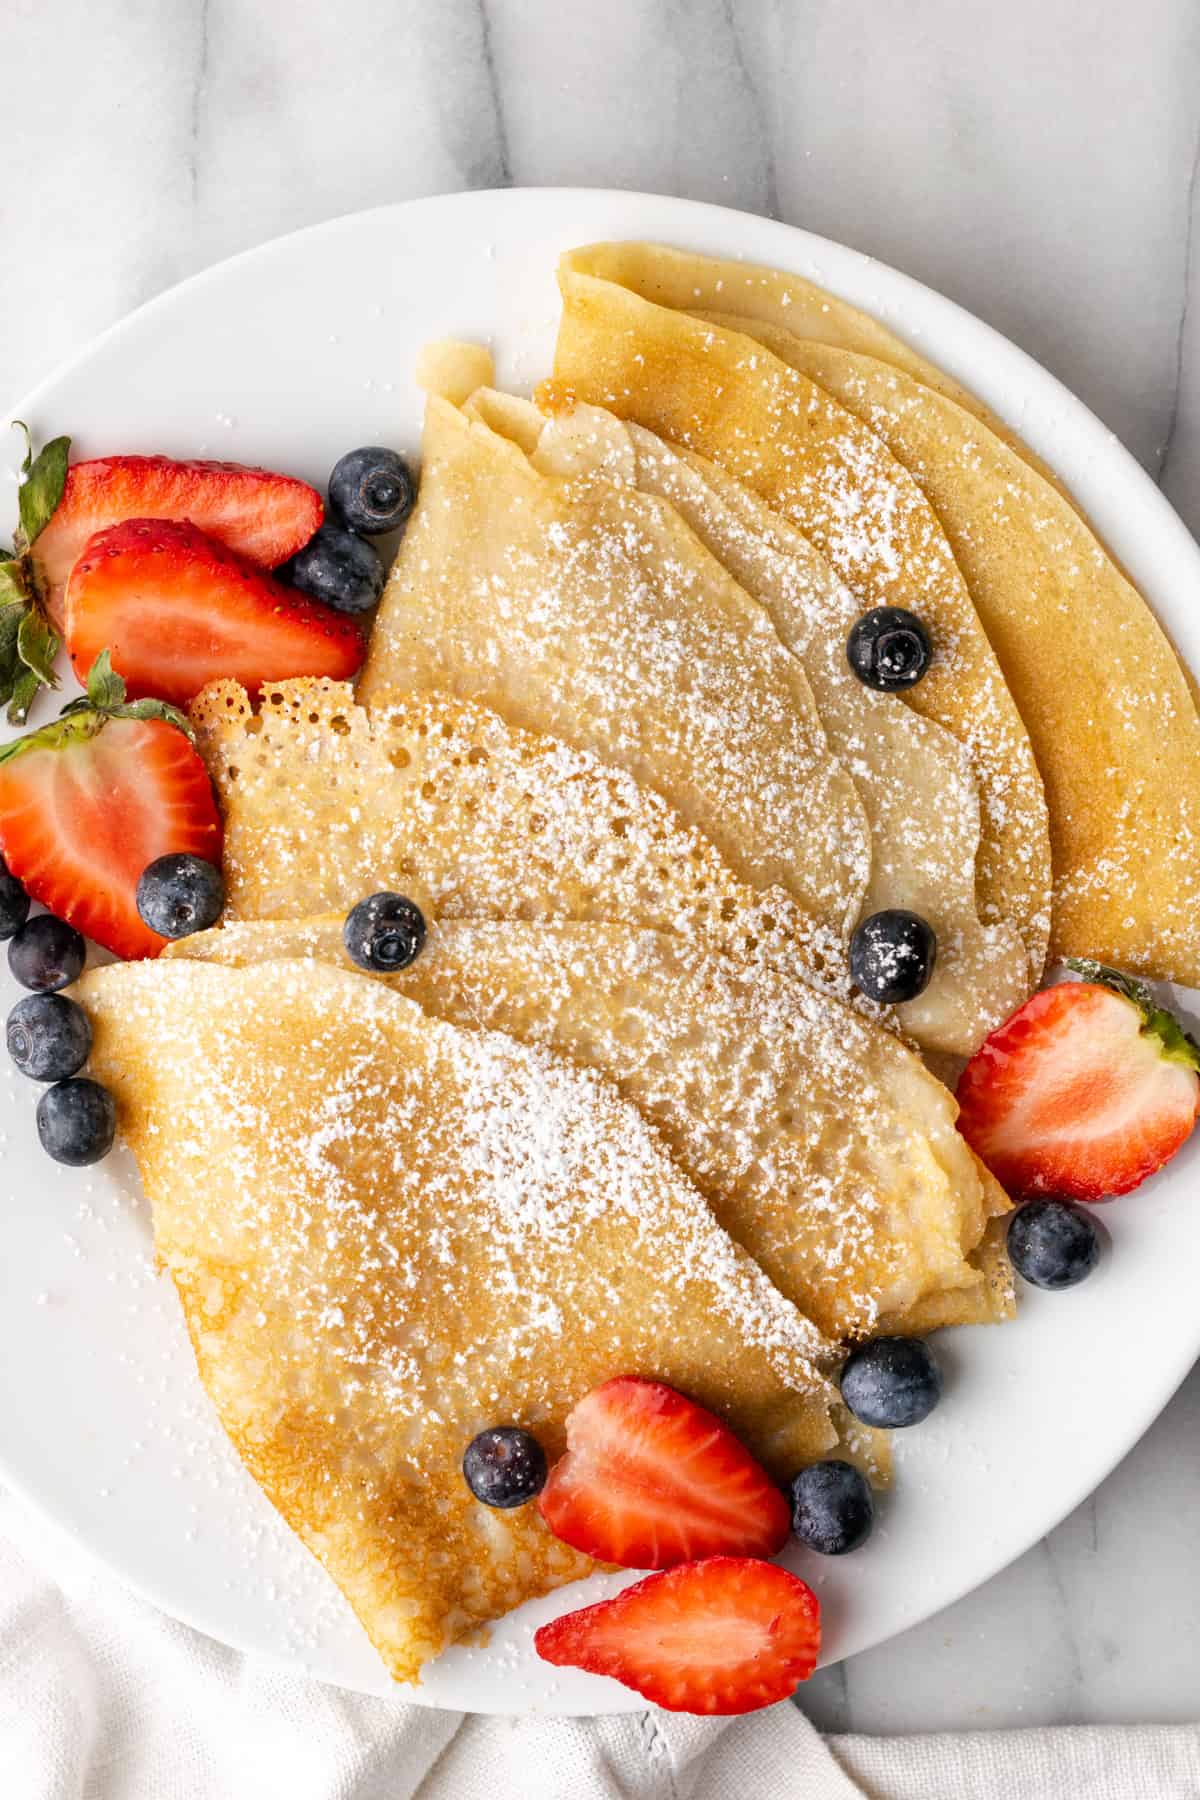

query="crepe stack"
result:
[167,916,1012,1343]
[358,377,871,948]
[460,385,1029,1056]
[551,241,1200,988]
[80,236,1200,1693]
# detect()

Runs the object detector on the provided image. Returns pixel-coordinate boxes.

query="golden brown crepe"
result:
[522,394,1029,1055]
[78,956,842,1685]
[566,239,1064,491]
[707,318,1200,984]
[550,243,1052,988]
[359,378,870,943]
[190,678,856,998]
[168,916,1014,1340]
[553,241,1200,986]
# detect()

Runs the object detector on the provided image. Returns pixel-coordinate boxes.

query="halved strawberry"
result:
[0,660,221,959]
[537,1377,790,1568]
[956,965,1200,1200]
[34,455,323,626]
[534,1557,820,1714]
[64,519,363,707]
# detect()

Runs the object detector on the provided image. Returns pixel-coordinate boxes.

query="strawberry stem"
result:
[1065,957,1200,1072]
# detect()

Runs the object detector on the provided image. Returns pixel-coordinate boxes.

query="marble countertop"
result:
[3,0,1198,1739]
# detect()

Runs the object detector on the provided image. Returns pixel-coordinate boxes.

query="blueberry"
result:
[462,1426,548,1508]
[849,909,936,1004]
[328,446,416,537]
[847,606,931,691]
[8,914,86,992]
[7,994,91,1082]
[289,524,384,615]
[1008,1199,1101,1291]
[343,892,426,972]
[840,1336,943,1429]
[789,1459,875,1555]
[36,1077,115,1166]
[136,854,224,940]
[0,856,30,940]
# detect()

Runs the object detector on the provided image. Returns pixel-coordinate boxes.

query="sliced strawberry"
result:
[957,966,1200,1201]
[535,1556,820,1714]
[34,455,323,626]
[64,519,363,707]
[0,687,221,960]
[537,1377,790,1569]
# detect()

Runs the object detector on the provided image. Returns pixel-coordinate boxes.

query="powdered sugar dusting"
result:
[79,955,839,1681]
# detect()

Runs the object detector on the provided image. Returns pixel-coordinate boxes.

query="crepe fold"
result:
[168,917,1013,1342]
[190,677,855,995]
[359,374,871,949]
[550,241,1052,993]
[78,957,843,1685]
[502,390,1028,1056]
[553,241,1200,988]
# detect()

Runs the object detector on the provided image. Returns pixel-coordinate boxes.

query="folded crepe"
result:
[358,373,870,945]
[190,678,854,996]
[169,917,1014,1340]
[644,252,1200,986]
[520,394,1028,1056]
[551,243,1052,988]
[77,957,842,1685]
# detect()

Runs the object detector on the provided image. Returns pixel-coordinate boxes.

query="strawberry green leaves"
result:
[1,422,71,723]
[0,651,196,769]
[14,425,71,550]
[1066,958,1200,1072]
[85,646,125,711]
[64,650,196,740]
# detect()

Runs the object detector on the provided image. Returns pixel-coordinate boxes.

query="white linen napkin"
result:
[1,1488,1195,1800]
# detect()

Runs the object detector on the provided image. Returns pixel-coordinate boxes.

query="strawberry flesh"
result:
[537,1376,790,1568]
[535,1556,820,1714]
[0,714,222,960]
[65,518,364,707]
[34,454,323,627]
[957,978,1200,1200]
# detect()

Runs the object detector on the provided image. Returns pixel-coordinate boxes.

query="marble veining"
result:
[2,0,1199,1737]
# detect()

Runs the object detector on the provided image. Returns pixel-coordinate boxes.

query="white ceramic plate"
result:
[2,188,1199,1715]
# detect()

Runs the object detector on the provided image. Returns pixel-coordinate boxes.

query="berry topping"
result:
[135,853,225,940]
[0,856,30,940]
[8,914,85,992]
[840,1336,943,1429]
[288,524,385,615]
[36,1076,115,1166]
[846,606,931,691]
[956,963,1200,1201]
[534,1556,821,1714]
[537,1376,790,1569]
[342,892,427,972]
[462,1426,548,1509]
[0,654,222,961]
[1007,1199,1103,1291]
[64,518,364,708]
[6,993,91,1081]
[789,1460,875,1556]
[33,454,324,629]
[328,447,417,536]
[849,909,936,1004]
